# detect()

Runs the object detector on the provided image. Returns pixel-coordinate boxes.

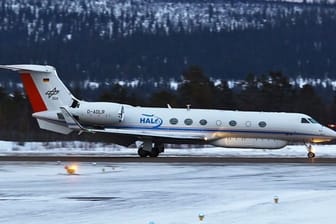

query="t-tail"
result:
[0,64,77,134]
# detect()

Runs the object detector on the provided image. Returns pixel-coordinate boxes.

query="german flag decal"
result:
[43,78,49,83]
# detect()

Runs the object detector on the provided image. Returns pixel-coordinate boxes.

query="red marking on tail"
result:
[20,73,47,112]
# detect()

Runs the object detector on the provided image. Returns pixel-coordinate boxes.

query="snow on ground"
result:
[0,140,335,157]
[0,162,336,224]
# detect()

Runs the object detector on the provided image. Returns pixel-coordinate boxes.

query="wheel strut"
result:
[306,145,316,158]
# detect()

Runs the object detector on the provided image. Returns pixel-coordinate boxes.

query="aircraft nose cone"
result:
[323,126,336,139]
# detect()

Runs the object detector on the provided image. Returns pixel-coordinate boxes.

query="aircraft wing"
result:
[95,128,206,140]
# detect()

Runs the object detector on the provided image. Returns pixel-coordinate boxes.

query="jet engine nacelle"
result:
[211,137,288,149]
[70,102,124,125]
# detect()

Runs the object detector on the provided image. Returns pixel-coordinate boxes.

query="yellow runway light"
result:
[64,164,78,175]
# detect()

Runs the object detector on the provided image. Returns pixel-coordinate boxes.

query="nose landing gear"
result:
[306,145,316,158]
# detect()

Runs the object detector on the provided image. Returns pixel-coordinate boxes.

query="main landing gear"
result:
[306,144,316,158]
[137,141,164,158]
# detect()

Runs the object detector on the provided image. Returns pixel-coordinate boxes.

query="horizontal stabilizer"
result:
[0,64,55,73]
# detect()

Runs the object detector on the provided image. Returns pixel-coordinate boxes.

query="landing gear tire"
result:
[307,152,315,158]
[306,145,316,159]
[137,142,164,158]
[149,147,160,157]
[138,148,149,157]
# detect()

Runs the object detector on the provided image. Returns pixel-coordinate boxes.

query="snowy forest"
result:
[0,0,336,82]
[1,0,336,141]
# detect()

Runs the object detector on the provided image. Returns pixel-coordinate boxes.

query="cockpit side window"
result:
[308,118,318,124]
[301,118,310,124]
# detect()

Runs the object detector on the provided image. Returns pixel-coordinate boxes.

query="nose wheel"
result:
[306,145,316,158]
[307,151,315,158]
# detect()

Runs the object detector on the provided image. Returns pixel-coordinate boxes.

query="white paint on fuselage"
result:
[69,101,336,148]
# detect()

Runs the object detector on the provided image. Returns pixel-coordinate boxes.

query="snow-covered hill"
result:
[1,0,335,41]
[1,0,336,81]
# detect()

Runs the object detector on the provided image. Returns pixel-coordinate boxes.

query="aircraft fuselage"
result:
[61,101,336,149]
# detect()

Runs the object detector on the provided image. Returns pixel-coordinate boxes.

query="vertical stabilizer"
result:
[0,65,73,112]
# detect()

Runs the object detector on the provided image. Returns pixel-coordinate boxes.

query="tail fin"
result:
[0,64,74,112]
[0,64,77,134]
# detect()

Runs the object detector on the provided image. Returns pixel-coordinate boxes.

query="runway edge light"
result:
[274,195,279,204]
[198,212,205,221]
[64,164,78,175]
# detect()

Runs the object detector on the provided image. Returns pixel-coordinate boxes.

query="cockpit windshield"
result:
[301,118,310,123]
[301,117,319,124]
[308,118,318,124]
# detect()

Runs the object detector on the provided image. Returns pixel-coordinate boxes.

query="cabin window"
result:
[229,120,237,127]
[184,118,193,126]
[216,120,222,126]
[170,118,178,125]
[301,118,310,124]
[199,119,207,126]
[259,121,267,128]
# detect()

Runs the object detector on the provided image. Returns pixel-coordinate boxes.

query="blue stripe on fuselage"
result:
[103,125,320,137]
[41,117,322,138]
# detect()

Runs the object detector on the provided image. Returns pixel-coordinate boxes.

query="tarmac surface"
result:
[1,155,336,163]
[2,159,336,224]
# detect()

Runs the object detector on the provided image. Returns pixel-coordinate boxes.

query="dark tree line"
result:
[0,66,335,142]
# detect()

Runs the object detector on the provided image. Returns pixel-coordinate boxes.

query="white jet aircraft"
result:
[1,64,336,158]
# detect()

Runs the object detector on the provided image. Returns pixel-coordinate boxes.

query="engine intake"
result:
[69,102,124,125]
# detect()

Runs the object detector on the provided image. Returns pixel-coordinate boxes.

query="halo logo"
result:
[139,114,163,128]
